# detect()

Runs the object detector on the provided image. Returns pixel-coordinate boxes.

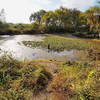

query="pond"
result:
[0,34,89,61]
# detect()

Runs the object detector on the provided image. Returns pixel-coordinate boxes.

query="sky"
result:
[0,0,99,24]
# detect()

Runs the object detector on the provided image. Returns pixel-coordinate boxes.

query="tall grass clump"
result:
[51,61,100,100]
[0,52,52,100]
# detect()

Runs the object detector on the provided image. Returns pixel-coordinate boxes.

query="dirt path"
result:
[32,60,61,100]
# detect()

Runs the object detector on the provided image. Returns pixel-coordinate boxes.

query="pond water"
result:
[0,34,88,61]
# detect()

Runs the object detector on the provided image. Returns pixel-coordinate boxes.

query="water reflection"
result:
[0,34,88,61]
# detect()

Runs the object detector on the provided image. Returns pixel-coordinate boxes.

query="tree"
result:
[31,22,39,33]
[54,9,68,28]
[0,9,10,34]
[17,23,24,31]
[41,11,55,32]
[79,13,87,26]
[30,10,46,24]
[86,6,100,37]
[0,9,6,22]
[41,9,71,32]
[71,8,81,29]
[59,7,81,29]
[41,11,54,26]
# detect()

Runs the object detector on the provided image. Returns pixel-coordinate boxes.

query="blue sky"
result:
[0,0,99,23]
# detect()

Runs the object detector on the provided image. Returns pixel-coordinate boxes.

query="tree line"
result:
[29,4,100,37]
[29,7,81,33]
[0,1,100,37]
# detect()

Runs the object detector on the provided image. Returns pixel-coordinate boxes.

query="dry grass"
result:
[0,52,52,100]
[51,61,100,100]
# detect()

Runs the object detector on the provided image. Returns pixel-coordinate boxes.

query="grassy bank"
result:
[0,53,100,100]
[51,61,100,100]
[0,53,52,100]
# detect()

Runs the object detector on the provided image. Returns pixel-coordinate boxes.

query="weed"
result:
[0,52,52,99]
[51,61,100,100]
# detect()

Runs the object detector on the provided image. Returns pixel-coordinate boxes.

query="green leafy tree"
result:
[57,7,81,30]
[71,8,81,29]
[30,10,46,24]
[31,22,39,33]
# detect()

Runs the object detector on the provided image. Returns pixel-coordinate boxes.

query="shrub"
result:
[51,61,100,100]
[0,52,52,99]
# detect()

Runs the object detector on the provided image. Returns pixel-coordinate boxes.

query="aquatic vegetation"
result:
[21,36,100,61]
[51,61,100,100]
[0,37,5,40]
[0,53,52,100]
[17,42,21,45]
[1,35,100,99]
[21,36,100,52]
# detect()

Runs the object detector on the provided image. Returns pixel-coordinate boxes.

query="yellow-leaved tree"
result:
[86,6,100,37]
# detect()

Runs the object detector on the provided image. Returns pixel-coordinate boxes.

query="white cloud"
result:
[36,0,52,4]
[0,0,43,23]
[61,0,95,11]
[0,0,96,23]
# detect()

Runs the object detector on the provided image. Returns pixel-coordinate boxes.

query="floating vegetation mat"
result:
[21,36,100,51]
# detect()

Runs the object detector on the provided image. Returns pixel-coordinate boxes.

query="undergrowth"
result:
[0,50,100,100]
[0,52,52,100]
[51,61,100,100]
